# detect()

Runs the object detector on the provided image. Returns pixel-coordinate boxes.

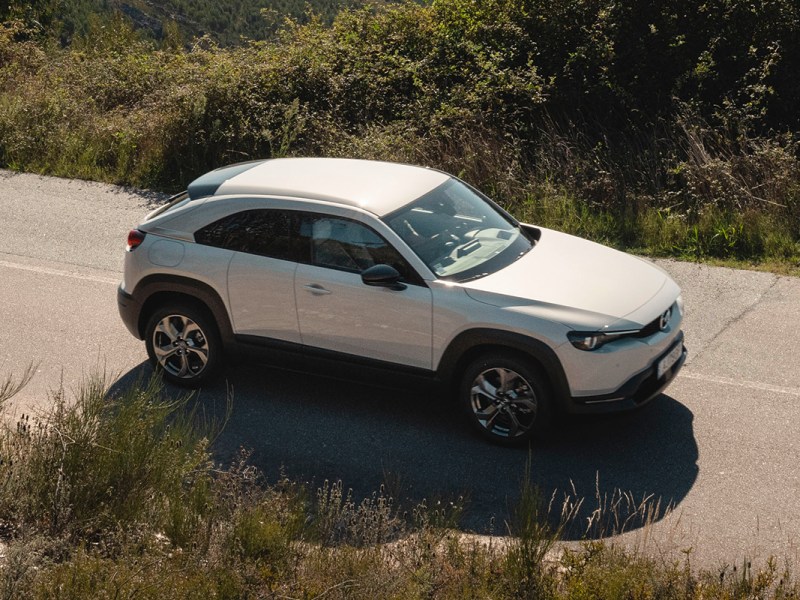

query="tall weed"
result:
[0,375,216,540]
[0,372,798,596]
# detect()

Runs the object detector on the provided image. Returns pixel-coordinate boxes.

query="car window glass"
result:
[194,209,295,261]
[385,179,531,281]
[299,214,420,283]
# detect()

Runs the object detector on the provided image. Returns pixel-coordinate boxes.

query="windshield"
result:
[384,179,533,282]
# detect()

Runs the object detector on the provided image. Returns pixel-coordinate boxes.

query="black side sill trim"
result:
[235,334,436,379]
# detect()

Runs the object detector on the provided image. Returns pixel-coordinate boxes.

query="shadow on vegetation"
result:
[110,360,698,541]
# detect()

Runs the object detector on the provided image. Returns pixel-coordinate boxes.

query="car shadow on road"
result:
[110,361,698,540]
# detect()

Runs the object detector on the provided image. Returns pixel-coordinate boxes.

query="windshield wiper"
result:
[456,271,490,283]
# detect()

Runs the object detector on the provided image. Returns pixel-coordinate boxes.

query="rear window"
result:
[144,192,190,221]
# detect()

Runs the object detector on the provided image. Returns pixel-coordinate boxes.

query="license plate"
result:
[657,343,682,379]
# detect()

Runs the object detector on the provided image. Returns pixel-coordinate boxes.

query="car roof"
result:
[187,157,451,217]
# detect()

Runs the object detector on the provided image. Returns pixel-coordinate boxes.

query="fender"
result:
[130,274,236,347]
[436,328,572,407]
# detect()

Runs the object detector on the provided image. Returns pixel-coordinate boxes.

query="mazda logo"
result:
[659,308,672,331]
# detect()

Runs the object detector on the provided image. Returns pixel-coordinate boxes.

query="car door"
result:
[294,214,433,369]
[195,208,301,343]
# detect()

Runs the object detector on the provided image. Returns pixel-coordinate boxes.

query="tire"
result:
[144,303,222,388]
[460,352,551,445]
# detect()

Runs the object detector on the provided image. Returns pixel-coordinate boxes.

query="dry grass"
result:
[0,372,796,597]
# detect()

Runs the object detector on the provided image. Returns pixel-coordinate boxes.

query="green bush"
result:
[0,0,798,270]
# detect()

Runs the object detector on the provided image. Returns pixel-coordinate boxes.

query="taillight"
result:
[127,229,146,251]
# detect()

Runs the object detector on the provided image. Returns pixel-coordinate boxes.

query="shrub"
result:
[0,0,798,268]
[0,375,216,540]
[0,370,799,597]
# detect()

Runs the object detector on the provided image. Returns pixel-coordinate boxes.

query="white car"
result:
[118,158,686,445]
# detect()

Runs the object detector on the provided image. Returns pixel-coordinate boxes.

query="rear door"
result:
[195,209,301,343]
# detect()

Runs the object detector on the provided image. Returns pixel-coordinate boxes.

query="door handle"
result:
[303,283,332,295]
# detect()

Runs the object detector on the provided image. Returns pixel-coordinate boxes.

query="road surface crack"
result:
[687,274,780,364]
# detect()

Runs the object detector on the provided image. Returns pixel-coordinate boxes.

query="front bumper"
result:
[565,331,686,414]
[117,285,143,339]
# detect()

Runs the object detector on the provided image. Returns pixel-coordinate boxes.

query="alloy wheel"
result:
[469,367,538,440]
[151,314,210,379]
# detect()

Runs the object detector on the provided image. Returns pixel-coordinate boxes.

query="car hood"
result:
[461,227,679,330]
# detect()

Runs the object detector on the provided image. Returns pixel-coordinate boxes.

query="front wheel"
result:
[145,303,222,387]
[460,353,551,445]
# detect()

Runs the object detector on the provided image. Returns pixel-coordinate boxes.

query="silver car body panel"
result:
[462,228,676,328]
[428,280,683,397]
[295,264,433,369]
[227,253,301,343]
[214,158,450,216]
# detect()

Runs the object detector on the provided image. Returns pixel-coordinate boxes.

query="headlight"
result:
[567,329,639,351]
[675,294,684,317]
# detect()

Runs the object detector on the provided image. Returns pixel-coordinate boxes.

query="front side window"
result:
[298,214,420,283]
[384,179,533,281]
[194,209,295,261]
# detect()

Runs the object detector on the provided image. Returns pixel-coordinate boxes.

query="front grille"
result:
[633,315,662,338]
[631,305,673,339]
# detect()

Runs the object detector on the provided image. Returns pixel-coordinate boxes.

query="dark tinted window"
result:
[146,191,189,221]
[195,210,296,261]
[298,215,422,284]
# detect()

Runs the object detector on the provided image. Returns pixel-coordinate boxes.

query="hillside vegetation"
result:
[0,0,799,268]
[0,0,383,44]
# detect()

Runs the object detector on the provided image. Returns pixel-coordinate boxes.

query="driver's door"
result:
[294,214,433,369]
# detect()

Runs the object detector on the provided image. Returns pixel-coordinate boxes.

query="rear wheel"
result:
[460,353,551,445]
[145,303,221,387]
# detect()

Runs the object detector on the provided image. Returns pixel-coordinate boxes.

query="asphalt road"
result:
[2,169,799,568]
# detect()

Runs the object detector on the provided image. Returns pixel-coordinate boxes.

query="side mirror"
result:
[361,264,407,291]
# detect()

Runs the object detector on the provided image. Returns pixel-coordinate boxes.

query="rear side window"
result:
[194,210,296,261]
